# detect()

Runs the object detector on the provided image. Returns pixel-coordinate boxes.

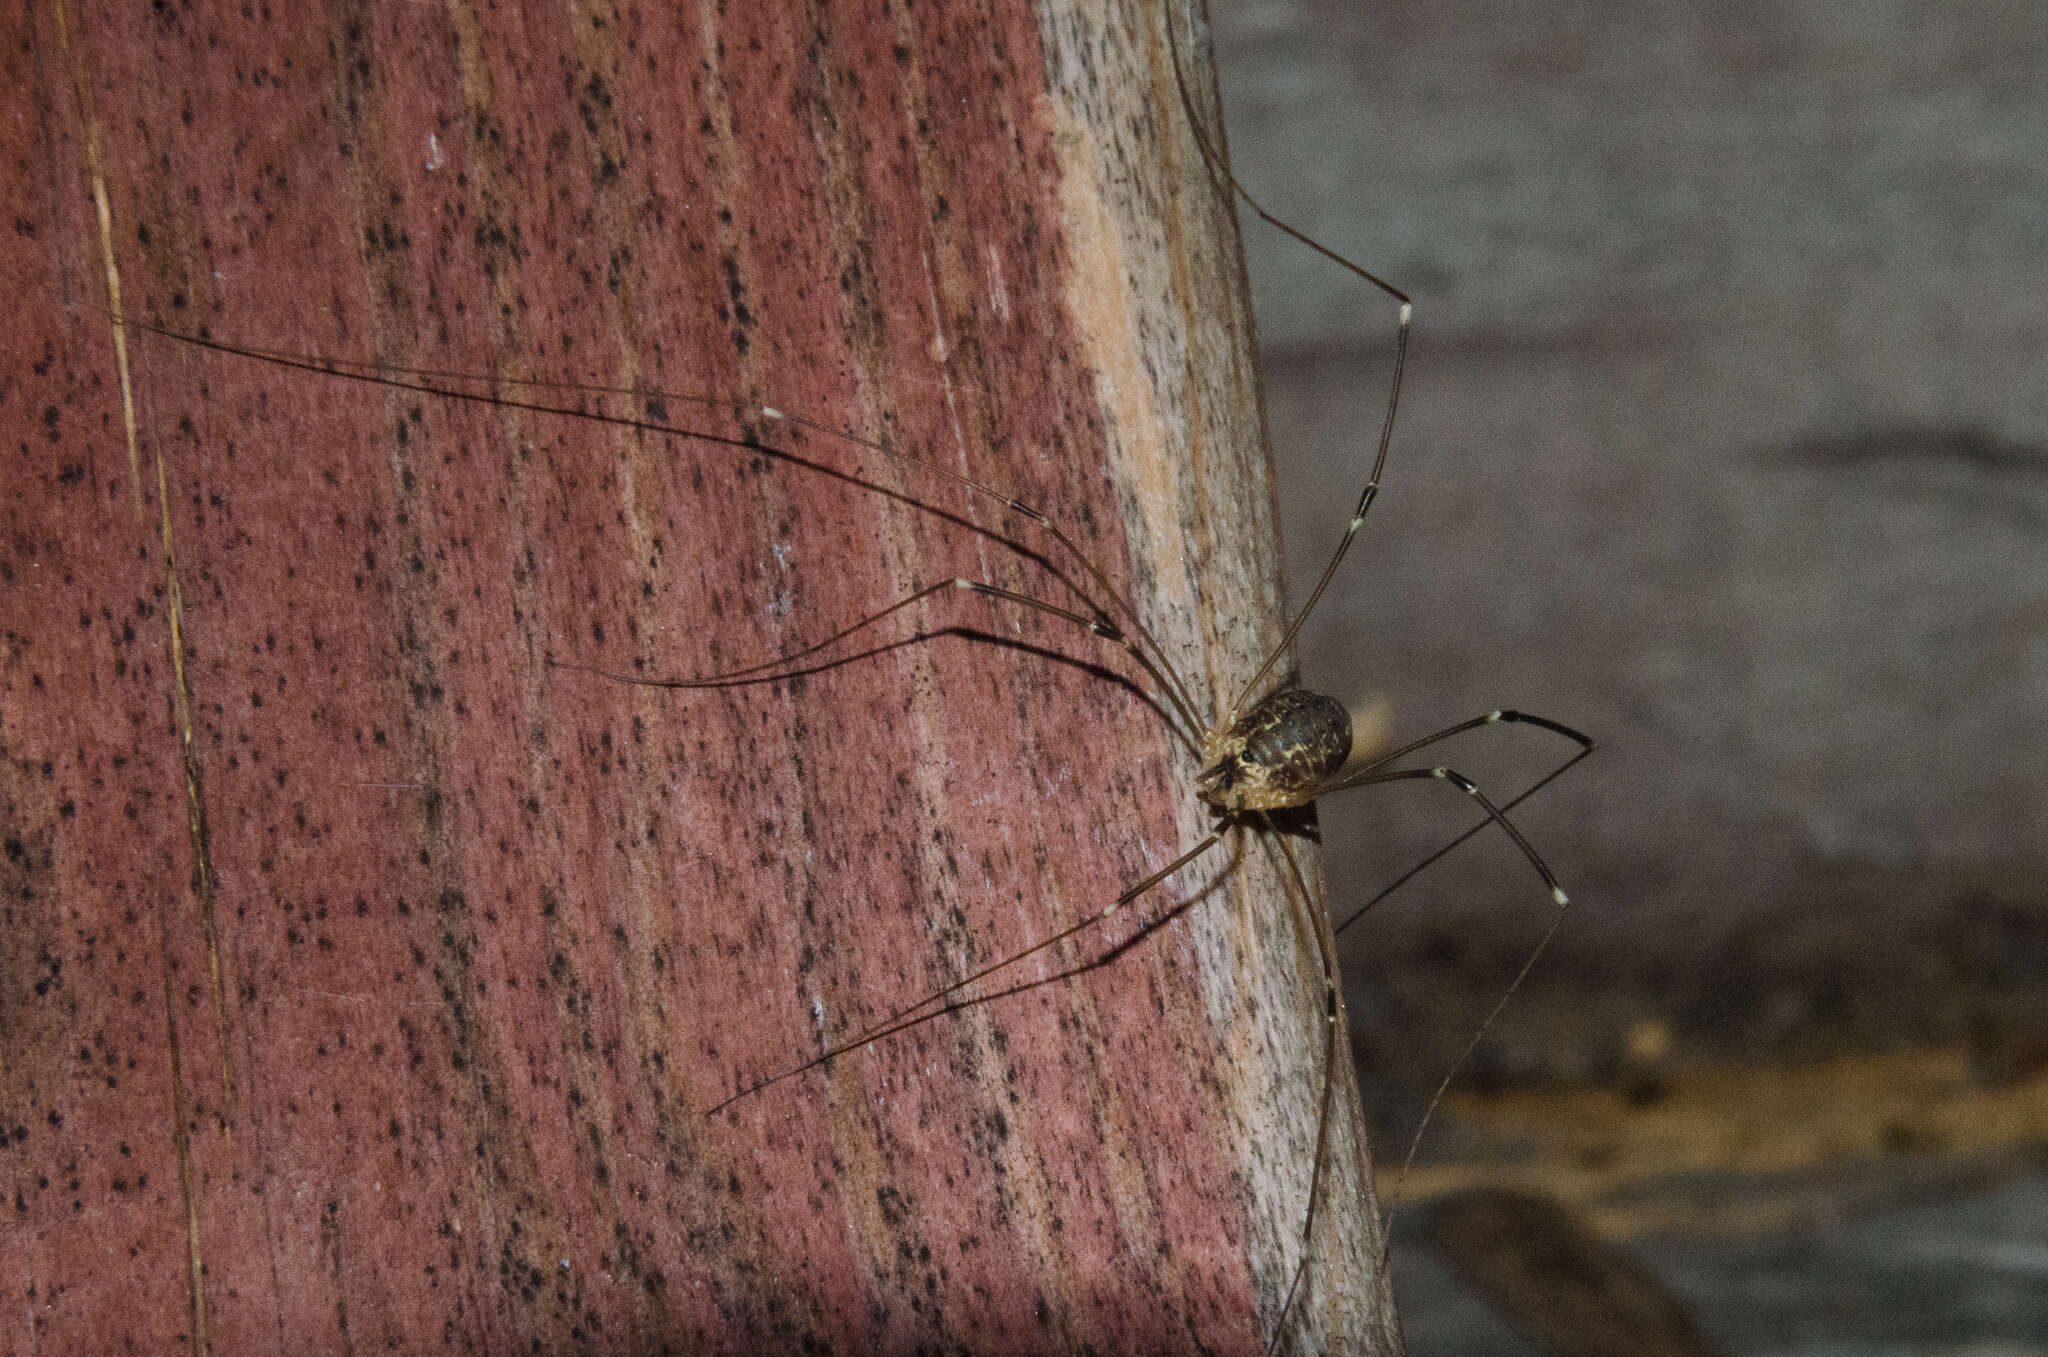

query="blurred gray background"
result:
[1209,1,2048,1351]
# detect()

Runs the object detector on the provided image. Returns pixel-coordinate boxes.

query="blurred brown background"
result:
[1210,1,2048,1351]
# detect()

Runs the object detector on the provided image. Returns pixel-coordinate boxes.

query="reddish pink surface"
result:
[4,2,1352,1353]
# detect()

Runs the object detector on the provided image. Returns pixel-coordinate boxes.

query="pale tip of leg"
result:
[761,406,786,420]
[1552,887,1570,906]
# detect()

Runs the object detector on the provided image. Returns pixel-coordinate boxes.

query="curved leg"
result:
[109,307,1211,740]
[1321,765,1568,905]
[1337,716,1593,937]
[552,574,1205,754]
[705,830,1225,1116]
[1165,11,1412,720]
[1261,816,1349,1356]
[1315,763,1578,1237]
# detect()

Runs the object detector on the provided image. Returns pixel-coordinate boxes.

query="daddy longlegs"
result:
[87,282,1584,1352]
[56,13,1591,1352]
[563,23,1592,1352]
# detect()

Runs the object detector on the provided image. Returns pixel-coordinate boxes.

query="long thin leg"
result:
[1163,16,1413,721]
[1318,764,1577,1243]
[1388,897,1569,1221]
[1261,815,1350,1357]
[762,407,1208,735]
[551,575,1205,755]
[705,830,1226,1115]
[875,829,1225,1025]
[1321,766,1569,907]
[1351,709,1594,781]
[104,308,1210,741]
[1337,726,1594,937]
[556,580,955,685]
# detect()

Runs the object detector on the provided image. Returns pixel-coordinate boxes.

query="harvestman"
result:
[85,29,1593,1349]
[550,21,1595,1345]
[97,300,1583,1349]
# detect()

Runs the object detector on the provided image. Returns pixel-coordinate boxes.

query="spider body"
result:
[1198,687,1355,813]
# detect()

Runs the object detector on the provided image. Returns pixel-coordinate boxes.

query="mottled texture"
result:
[1199,688,1352,812]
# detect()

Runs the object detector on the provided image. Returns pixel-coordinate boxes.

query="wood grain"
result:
[5,1,1395,1351]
